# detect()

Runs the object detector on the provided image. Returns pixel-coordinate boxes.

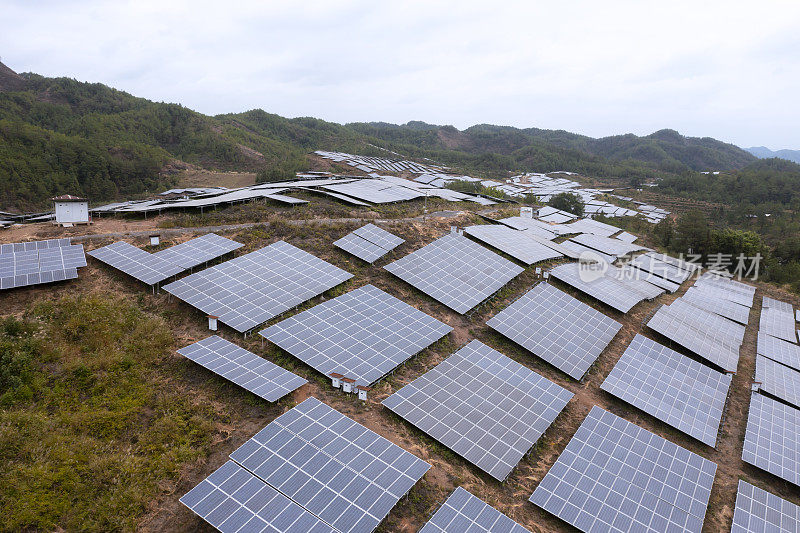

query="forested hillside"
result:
[0,62,761,211]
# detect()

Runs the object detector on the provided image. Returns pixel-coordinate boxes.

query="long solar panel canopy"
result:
[230,397,430,533]
[555,218,620,237]
[629,253,692,284]
[177,336,307,402]
[647,251,701,274]
[758,332,800,371]
[419,487,531,533]
[601,334,732,447]
[333,223,404,263]
[742,392,800,486]
[180,460,337,533]
[618,264,681,293]
[680,286,751,324]
[487,283,622,379]
[88,240,185,285]
[558,240,617,265]
[755,355,800,409]
[322,180,423,204]
[731,480,800,533]
[570,232,645,257]
[760,307,798,344]
[163,241,353,333]
[260,284,452,387]
[548,262,661,313]
[382,340,572,481]
[384,232,524,314]
[646,304,741,372]
[497,217,559,239]
[695,274,756,307]
[463,224,562,265]
[152,233,243,269]
[530,406,716,533]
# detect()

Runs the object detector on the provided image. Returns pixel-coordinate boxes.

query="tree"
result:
[548,192,584,216]
[671,210,710,256]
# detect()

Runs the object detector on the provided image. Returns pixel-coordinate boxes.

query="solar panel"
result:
[755,355,800,409]
[555,218,620,237]
[463,225,562,265]
[487,283,621,379]
[645,252,700,274]
[0,237,71,254]
[731,480,800,533]
[260,284,452,387]
[497,217,559,239]
[88,241,185,285]
[419,487,531,533]
[570,233,645,256]
[646,304,740,372]
[629,254,691,284]
[615,231,637,244]
[559,240,617,264]
[353,223,404,251]
[180,460,337,533]
[601,334,731,447]
[153,233,243,269]
[760,308,798,343]
[758,332,800,371]
[333,224,404,264]
[383,340,572,481]
[230,397,430,533]
[695,274,755,307]
[613,264,681,293]
[763,296,794,314]
[548,263,655,313]
[742,392,800,486]
[530,406,716,533]
[668,299,746,347]
[681,286,751,324]
[0,240,85,290]
[177,336,307,402]
[164,241,353,333]
[384,233,524,314]
[37,245,87,271]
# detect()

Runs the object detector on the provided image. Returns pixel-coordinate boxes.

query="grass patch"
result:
[0,295,214,532]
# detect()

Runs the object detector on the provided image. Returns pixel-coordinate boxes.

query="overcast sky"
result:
[3,1,799,148]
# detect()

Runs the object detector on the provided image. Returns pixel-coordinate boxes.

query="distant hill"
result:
[745,146,800,164]
[0,61,760,211]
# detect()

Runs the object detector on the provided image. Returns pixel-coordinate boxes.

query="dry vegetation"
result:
[2,198,800,533]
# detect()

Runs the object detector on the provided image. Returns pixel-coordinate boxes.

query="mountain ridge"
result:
[745,146,800,164]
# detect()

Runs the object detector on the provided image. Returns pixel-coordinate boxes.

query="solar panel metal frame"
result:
[87,241,185,285]
[179,460,337,533]
[530,406,716,533]
[153,233,243,269]
[731,479,800,533]
[260,284,452,387]
[646,304,741,372]
[163,241,353,333]
[419,487,531,533]
[384,233,524,314]
[487,283,622,379]
[742,392,800,486]
[601,334,732,447]
[757,331,800,371]
[463,224,563,265]
[382,340,573,481]
[755,355,800,409]
[177,335,307,402]
[229,397,430,533]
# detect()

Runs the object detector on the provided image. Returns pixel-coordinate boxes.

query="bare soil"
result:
[2,208,799,533]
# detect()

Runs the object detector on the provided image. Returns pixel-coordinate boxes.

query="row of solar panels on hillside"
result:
[182,397,430,533]
[760,295,798,343]
[88,233,242,286]
[0,238,86,290]
[333,224,404,263]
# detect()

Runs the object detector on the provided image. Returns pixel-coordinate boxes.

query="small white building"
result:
[52,195,89,226]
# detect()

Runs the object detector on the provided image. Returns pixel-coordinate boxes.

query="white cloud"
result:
[2,0,799,148]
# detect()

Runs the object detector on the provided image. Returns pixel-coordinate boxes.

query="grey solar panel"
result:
[352,223,404,251]
[463,225,562,265]
[333,233,388,263]
[530,406,716,533]
[742,392,800,486]
[230,397,430,533]
[646,304,740,372]
[681,286,751,324]
[419,487,531,533]
[88,241,185,285]
[761,308,798,344]
[487,283,622,379]
[755,355,800,409]
[601,334,731,446]
[0,237,71,254]
[383,340,572,481]
[548,263,657,313]
[260,284,452,387]
[180,460,337,533]
[570,232,645,257]
[696,274,755,307]
[384,233,524,314]
[164,241,353,333]
[763,296,794,314]
[758,332,800,371]
[153,233,243,269]
[731,480,800,533]
[668,299,746,346]
[615,264,681,293]
[177,336,307,402]
[558,240,616,264]
[0,240,84,290]
[629,253,692,284]
[497,217,559,239]
[646,252,700,274]
[37,245,87,271]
